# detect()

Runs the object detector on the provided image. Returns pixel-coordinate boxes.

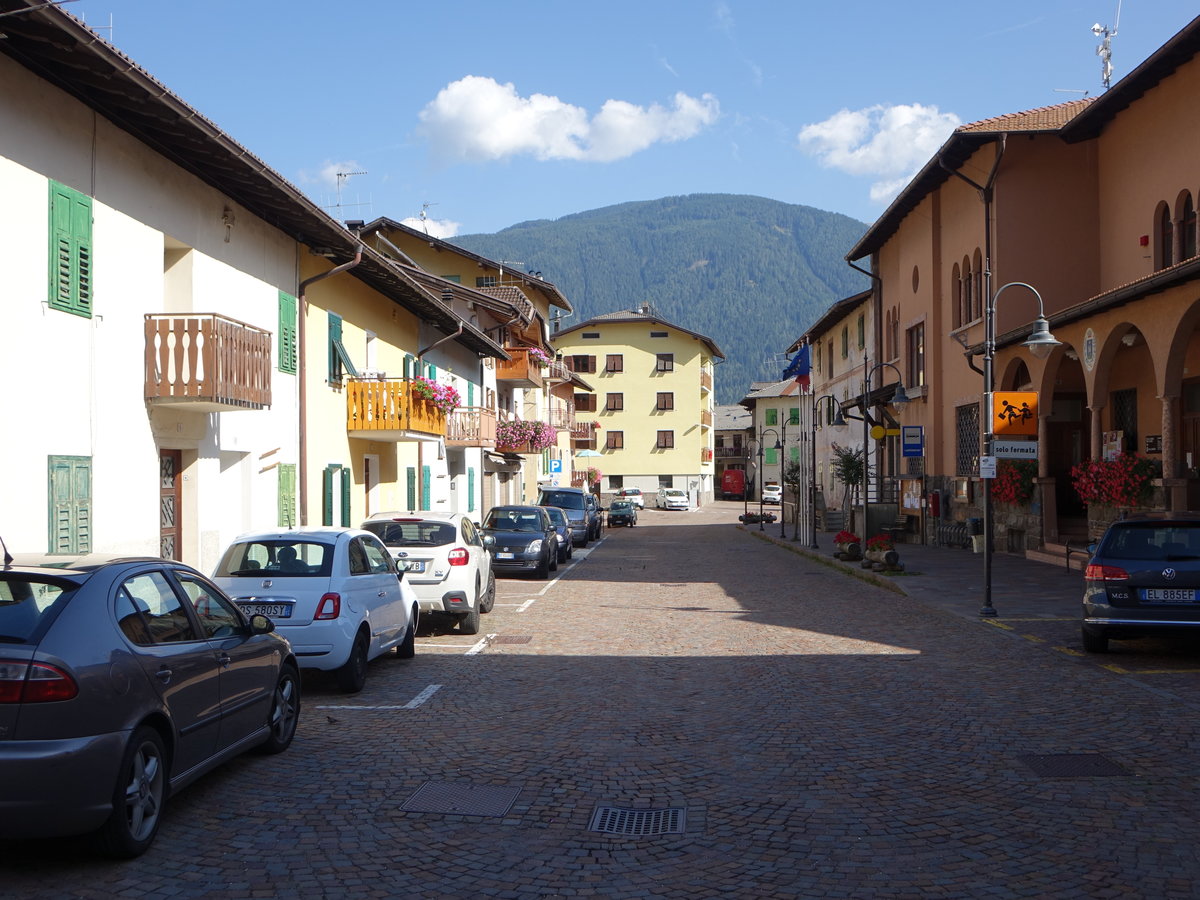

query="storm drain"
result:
[400,781,521,817]
[588,806,687,836]
[1019,753,1131,777]
[491,634,532,645]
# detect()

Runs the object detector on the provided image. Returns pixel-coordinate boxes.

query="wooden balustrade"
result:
[144,313,271,411]
[496,347,544,389]
[346,379,447,439]
[447,406,498,446]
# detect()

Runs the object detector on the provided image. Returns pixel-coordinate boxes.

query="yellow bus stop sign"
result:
[993,391,1038,436]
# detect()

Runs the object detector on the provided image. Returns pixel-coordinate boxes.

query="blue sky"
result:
[73,1,1198,239]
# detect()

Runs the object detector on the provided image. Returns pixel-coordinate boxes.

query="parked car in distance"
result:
[585,492,604,539]
[656,488,690,510]
[0,553,299,858]
[361,511,494,635]
[537,486,595,547]
[542,506,574,565]
[213,527,418,692]
[608,499,638,527]
[614,487,645,509]
[1082,514,1200,653]
[762,483,783,505]
[720,469,746,500]
[482,505,559,579]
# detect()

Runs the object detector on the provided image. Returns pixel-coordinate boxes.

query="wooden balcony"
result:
[545,359,572,383]
[700,409,714,428]
[549,404,576,432]
[145,314,272,412]
[447,406,497,447]
[496,347,544,389]
[701,447,714,464]
[700,370,713,393]
[346,379,447,441]
[715,446,746,459]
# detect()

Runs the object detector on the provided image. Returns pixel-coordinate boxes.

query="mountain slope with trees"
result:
[450,193,869,403]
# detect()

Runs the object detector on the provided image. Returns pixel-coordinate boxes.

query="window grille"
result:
[1111,388,1137,453]
[956,403,980,476]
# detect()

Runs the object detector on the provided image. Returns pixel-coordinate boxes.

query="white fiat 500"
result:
[213,528,418,693]
[361,512,495,635]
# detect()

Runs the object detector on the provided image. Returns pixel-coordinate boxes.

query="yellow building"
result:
[554,306,722,505]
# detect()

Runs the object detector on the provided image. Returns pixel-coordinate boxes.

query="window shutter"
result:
[766,409,778,426]
[421,466,431,511]
[467,382,475,406]
[404,355,414,379]
[328,313,342,383]
[278,463,297,527]
[468,467,476,513]
[789,408,800,426]
[48,456,92,553]
[340,466,351,526]
[48,181,93,318]
[278,293,297,374]
[322,464,335,526]
[406,466,417,510]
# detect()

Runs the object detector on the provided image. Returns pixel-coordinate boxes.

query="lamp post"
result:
[779,420,788,539]
[980,282,1061,617]
[809,395,847,548]
[859,359,911,544]
[757,427,781,532]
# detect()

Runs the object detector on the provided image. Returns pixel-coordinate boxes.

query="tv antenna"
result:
[418,202,437,234]
[321,170,370,217]
[1092,1,1122,90]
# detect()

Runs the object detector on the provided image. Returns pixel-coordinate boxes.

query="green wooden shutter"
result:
[789,408,800,426]
[277,463,296,526]
[406,466,417,510]
[48,456,91,553]
[328,313,341,383]
[790,446,801,463]
[404,355,415,380]
[467,467,476,513]
[278,293,297,374]
[322,464,336,526]
[340,467,351,526]
[48,181,92,318]
[421,466,431,511]
[766,409,778,426]
[467,382,475,406]
[765,448,778,466]
[427,363,437,380]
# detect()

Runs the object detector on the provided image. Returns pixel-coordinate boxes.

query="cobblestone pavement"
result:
[5,503,1200,898]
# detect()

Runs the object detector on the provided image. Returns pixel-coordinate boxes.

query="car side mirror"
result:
[249,614,275,635]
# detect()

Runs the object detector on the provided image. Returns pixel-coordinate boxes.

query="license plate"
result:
[1142,588,1199,603]
[497,552,515,559]
[239,603,292,619]
[402,560,426,573]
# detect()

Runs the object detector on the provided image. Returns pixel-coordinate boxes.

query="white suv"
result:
[762,484,783,505]
[656,488,690,510]
[213,528,418,693]
[362,512,495,635]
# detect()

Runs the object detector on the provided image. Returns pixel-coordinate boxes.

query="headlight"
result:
[527,540,544,553]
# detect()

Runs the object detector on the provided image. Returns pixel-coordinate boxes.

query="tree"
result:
[830,443,863,510]
[783,460,805,540]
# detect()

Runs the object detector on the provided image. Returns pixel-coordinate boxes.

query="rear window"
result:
[1101,525,1200,561]
[539,490,585,510]
[0,576,76,643]
[214,540,334,577]
[485,510,545,533]
[364,520,457,547]
[544,508,567,525]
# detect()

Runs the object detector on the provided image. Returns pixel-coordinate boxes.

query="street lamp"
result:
[980,282,1061,617]
[859,360,910,544]
[809,395,847,548]
[779,419,788,539]
[758,427,781,532]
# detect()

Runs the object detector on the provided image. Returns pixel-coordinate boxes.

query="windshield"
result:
[538,490,585,510]
[611,501,633,510]
[364,520,457,548]
[0,576,76,643]
[485,510,545,533]
[215,540,334,577]
[544,508,566,526]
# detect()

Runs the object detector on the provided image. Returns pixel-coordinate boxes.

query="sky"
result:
[69,1,1199,240]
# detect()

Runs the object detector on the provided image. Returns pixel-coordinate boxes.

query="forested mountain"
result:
[451,194,869,404]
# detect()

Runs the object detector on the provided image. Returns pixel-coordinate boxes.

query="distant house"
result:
[554,306,722,504]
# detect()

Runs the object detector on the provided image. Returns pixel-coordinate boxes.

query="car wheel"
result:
[480,571,496,613]
[396,610,417,658]
[550,548,559,572]
[459,600,481,635]
[578,535,589,549]
[96,726,167,859]
[257,664,301,755]
[1081,626,1109,653]
[534,549,551,580]
[336,632,370,693]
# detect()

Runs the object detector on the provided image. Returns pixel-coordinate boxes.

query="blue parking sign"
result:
[549,459,563,474]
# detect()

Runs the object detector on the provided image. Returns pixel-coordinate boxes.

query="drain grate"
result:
[1019,753,1131,777]
[588,806,687,836]
[491,635,532,644]
[400,781,521,817]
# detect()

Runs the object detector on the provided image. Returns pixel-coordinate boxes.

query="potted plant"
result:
[864,534,900,569]
[411,376,461,414]
[526,346,551,368]
[496,418,556,452]
[833,530,862,560]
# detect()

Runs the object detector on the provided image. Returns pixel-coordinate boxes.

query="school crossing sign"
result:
[992,391,1038,436]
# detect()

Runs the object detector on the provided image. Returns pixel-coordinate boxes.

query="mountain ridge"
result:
[450,193,870,403]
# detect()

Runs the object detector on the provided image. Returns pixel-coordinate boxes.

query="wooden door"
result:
[160,450,182,560]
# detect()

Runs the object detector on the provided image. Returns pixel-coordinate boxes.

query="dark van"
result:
[537,486,596,547]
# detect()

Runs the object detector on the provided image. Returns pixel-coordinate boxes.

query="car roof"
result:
[363,511,464,524]
[4,553,176,576]
[230,527,369,543]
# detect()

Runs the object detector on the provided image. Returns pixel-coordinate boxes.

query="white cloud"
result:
[417,75,719,163]
[399,216,461,239]
[796,103,960,204]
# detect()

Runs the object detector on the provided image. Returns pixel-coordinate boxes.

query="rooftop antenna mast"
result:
[418,202,437,234]
[333,170,367,213]
[1092,0,1122,90]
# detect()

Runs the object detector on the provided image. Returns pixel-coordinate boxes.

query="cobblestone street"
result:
[5,502,1200,898]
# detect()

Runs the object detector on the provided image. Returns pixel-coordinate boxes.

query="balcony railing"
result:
[447,406,497,447]
[145,313,272,411]
[545,359,572,383]
[496,347,544,389]
[346,378,447,440]
[715,446,746,459]
[548,404,576,432]
[700,370,713,392]
[700,409,714,428]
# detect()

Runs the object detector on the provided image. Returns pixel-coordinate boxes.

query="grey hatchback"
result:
[1082,514,1200,653]
[0,552,299,857]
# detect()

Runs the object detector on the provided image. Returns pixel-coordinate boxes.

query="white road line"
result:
[465,634,495,655]
[316,684,443,711]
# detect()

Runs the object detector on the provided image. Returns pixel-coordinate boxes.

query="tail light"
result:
[447,548,470,567]
[0,660,78,703]
[315,593,342,619]
[1085,563,1129,582]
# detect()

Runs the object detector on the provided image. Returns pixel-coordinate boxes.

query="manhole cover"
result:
[491,635,532,644]
[588,806,687,835]
[1019,753,1131,777]
[401,781,521,816]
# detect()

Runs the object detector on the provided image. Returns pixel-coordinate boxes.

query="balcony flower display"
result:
[496,418,556,452]
[411,376,460,414]
[1070,453,1161,508]
[526,346,552,368]
[990,460,1036,505]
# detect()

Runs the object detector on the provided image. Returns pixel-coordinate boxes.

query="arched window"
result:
[1183,193,1197,260]
[962,256,973,326]
[1159,202,1175,269]
[952,263,962,328]
[972,249,984,321]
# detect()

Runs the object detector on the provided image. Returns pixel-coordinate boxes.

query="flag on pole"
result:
[781,344,810,390]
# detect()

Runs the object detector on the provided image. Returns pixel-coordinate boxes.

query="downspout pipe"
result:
[297,247,362,526]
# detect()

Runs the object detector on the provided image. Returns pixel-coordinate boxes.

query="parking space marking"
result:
[465,634,494,655]
[316,685,441,711]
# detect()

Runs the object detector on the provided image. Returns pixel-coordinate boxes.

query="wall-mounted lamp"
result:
[222,207,235,243]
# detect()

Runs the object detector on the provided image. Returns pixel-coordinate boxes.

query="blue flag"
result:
[781,345,810,389]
